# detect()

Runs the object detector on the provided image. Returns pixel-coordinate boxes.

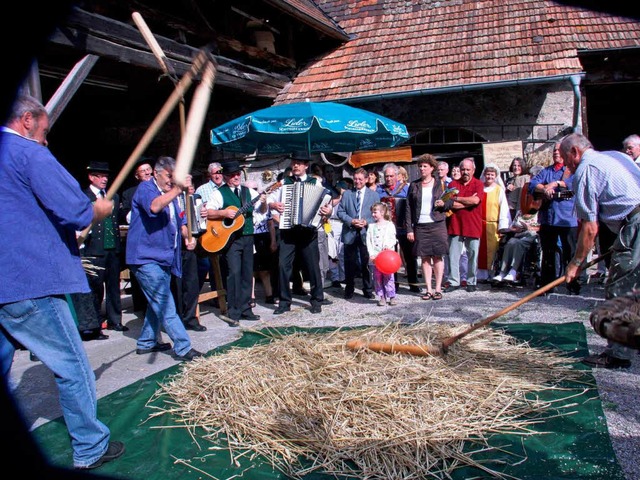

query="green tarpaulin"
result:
[33,322,624,479]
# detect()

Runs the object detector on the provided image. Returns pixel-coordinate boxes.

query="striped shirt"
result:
[573,149,640,233]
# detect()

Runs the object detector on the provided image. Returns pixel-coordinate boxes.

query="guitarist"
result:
[527,141,579,294]
[205,160,266,326]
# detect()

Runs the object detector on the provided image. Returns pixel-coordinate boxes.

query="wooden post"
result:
[196,254,227,316]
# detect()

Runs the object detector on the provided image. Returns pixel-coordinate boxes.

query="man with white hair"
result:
[622,133,640,168]
[195,159,227,297]
[437,161,452,184]
[562,133,640,369]
[376,162,420,293]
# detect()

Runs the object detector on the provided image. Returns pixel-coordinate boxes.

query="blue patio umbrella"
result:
[210,101,409,155]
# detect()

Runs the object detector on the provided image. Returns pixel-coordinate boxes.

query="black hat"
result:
[290,152,311,163]
[220,160,242,174]
[87,161,111,174]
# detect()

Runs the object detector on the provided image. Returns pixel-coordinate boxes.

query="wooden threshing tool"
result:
[347,252,611,357]
[130,12,225,313]
[76,35,215,245]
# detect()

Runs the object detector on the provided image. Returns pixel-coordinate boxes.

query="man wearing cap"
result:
[268,154,333,314]
[79,161,126,333]
[206,160,265,325]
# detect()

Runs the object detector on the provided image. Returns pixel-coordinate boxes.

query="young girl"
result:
[366,202,398,306]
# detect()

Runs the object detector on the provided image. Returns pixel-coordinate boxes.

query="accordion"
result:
[187,193,207,237]
[279,181,332,230]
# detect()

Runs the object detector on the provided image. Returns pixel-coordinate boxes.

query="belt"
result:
[625,204,640,223]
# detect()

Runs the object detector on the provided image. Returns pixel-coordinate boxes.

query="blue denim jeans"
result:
[0,296,110,468]
[0,328,14,380]
[131,264,192,356]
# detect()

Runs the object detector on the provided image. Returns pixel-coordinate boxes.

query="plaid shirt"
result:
[195,179,222,205]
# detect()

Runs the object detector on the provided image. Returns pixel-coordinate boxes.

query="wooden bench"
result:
[197,254,227,317]
[120,254,227,316]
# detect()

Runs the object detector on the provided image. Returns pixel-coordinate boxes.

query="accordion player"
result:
[279,181,333,230]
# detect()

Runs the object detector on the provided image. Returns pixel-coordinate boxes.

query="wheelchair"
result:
[490,231,542,289]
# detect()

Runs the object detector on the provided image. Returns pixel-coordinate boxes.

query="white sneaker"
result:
[503,273,515,282]
[377,298,386,307]
[492,273,504,282]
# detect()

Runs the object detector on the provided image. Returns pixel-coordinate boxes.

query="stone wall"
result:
[364,81,576,167]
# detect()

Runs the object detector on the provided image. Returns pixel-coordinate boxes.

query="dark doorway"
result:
[584,83,640,151]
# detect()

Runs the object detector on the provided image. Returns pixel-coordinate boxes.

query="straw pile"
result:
[148,322,586,479]
[81,257,103,277]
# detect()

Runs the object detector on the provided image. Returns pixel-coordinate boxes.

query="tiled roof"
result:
[276,0,640,103]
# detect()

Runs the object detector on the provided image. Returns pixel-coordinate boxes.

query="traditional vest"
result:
[219,185,254,235]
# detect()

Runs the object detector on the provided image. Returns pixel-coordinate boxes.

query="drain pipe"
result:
[340,73,587,110]
[569,74,583,134]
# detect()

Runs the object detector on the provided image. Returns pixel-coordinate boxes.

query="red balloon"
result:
[375,250,402,275]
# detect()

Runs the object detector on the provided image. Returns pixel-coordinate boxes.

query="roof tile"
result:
[277,0,640,103]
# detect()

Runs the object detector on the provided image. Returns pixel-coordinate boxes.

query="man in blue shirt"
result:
[126,156,203,362]
[0,95,124,469]
[528,142,579,294]
[562,133,640,369]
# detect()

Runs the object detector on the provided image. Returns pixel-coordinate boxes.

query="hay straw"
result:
[147,322,586,479]
[81,257,104,277]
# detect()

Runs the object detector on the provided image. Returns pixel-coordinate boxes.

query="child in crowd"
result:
[366,202,398,306]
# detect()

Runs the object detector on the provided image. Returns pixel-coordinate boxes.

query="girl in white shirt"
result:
[366,202,398,306]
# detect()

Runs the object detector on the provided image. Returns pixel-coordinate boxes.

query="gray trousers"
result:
[448,235,479,286]
[499,233,537,274]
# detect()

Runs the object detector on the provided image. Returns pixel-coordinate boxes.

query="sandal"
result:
[421,293,433,300]
[432,291,443,300]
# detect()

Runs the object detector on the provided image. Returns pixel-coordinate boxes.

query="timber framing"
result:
[48,7,290,98]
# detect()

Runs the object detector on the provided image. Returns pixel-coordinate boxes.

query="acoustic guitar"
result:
[520,182,573,214]
[199,181,281,253]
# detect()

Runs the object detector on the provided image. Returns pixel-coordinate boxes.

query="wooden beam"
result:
[24,61,43,102]
[47,7,288,98]
[45,54,99,128]
[217,35,296,69]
